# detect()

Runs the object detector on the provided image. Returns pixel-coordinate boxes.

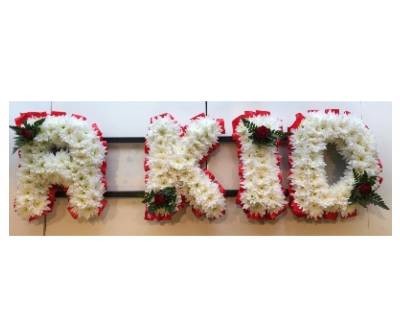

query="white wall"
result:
[9,102,392,235]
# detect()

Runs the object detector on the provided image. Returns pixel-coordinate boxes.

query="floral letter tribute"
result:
[287,109,389,220]
[143,113,226,221]
[10,111,108,221]
[232,110,288,221]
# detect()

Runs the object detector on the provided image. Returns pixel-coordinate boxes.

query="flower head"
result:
[154,192,167,206]
[357,183,372,195]
[254,125,270,141]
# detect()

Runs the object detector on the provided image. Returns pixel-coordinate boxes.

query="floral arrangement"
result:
[10,109,388,224]
[287,109,388,220]
[232,110,288,221]
[10,111,108,221]
[143,113,225,221]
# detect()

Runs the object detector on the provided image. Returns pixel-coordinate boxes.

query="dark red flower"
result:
[19,129,33,139]
[154,192,167,206]
[254,125,270,140]
[358,183,372,195]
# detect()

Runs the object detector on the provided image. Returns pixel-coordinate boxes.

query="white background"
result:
[1,1,399,328]
[9,101,391,235]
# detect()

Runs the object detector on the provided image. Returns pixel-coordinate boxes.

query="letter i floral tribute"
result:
[143,113,226,221]
[287,109,389,220]
[10,111,108,221]
[232,110,288,221]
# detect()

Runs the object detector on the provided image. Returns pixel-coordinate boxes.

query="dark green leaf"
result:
[369,192,390,210]
[33,118,46,127]
[9,125,23,132]
[368,176,377,185]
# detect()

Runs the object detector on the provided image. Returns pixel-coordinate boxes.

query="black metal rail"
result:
[104,136,234,143]
[55,190,238,198]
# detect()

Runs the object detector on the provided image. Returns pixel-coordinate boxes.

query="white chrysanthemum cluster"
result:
[145,114,225,219]
[14,114,107,220]
[235,114,287,218]
[289,111,381,219]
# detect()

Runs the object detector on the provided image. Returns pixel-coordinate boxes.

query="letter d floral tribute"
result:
[287,109,388,220]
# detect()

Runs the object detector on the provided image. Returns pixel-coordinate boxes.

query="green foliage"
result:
[9,118,45,153]
[349,169,389,210]
[143,186,177,213]
[242,119,289,146]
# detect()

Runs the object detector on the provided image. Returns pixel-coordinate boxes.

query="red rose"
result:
[254,125,270,140]
[19,129,33,139]
[154,193,167,206]
[358,183,372,195]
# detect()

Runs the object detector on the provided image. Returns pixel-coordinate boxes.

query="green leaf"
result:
[142,191,154,204]
[368,176,377,186]
[148,204,157,213]
[242,119,257,134]
[369,192,390,210]
[272,130,285,138]
[361,171,369,183]
[33,118,46,127]
[353,169,362,183]
[9,125,23,132]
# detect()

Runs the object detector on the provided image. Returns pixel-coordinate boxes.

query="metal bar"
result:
[55,189,238,198]
[104,136,234,143]
[219,136,234,143]
[224,190,238,197]
[104,137,145,143]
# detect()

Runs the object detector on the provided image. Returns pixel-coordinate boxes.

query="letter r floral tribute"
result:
[10,111,108,221]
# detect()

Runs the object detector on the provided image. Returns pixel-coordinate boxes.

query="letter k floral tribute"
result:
[143,113,226,221]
